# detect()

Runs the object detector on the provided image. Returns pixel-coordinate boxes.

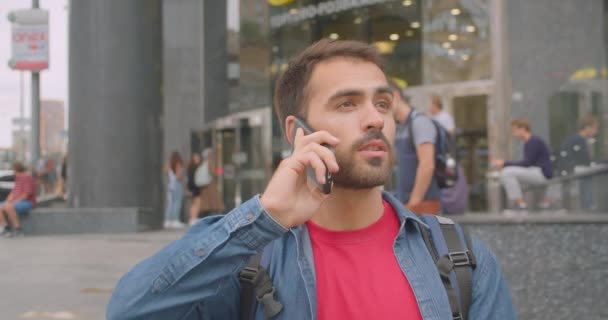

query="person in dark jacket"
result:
[491,118,553,211]
[559,115,599,210]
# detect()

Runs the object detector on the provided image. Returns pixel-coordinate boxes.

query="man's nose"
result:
[362,102,385,131]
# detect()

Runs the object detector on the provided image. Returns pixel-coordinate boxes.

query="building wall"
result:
[162,0,204,160]
[162,0,229,161]
[203,2,229,122]
[460,219,608,320]
[68,0,163,215]
[507,0,607,144]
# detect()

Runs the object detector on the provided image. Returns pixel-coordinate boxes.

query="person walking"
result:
[163,151,186,229]
[392,85,441,214]
[198,148,225,218]
[186,152,203,226]
[429,95,456,135]
[108,39,514,320]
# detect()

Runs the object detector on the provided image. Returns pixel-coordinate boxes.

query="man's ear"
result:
[285,115,297,146]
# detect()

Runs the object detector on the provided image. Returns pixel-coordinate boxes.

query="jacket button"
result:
[246,213,254,221]
[197,249,205,257]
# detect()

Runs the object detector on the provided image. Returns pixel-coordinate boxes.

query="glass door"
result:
[453,94,489,211]
[193,107,272,210]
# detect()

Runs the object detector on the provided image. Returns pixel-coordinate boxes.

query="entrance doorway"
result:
[453,94,489,211]
[192,108,273,209]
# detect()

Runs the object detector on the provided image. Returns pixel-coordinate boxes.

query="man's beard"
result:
[331,130,395,189]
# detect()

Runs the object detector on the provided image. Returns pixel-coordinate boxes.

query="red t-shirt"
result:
[13,173,37,206]
[306,201,423,320]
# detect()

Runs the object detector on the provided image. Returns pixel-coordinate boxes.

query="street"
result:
[0,230,183,320]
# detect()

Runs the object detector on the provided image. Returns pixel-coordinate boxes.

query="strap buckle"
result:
[448,251,473,267]
[239,266,262,285]
[452,313,463,320]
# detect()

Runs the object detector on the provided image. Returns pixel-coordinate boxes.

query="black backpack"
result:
[239,215,477,320]
[407,112,460,189]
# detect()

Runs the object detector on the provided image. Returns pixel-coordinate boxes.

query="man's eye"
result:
[376,101,391,110]
[339,101,355,108]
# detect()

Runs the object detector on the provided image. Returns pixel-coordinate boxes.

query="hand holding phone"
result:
[259,118,339,228]
[291,118,334,194]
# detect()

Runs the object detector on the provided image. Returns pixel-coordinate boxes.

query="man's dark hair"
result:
[12,161,25,173]
[273,38,385,134]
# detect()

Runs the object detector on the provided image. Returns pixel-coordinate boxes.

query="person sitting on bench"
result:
[491,118,553,211]
[0,161,37,237]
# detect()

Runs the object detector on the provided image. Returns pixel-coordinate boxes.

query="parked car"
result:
[0,170,15,202]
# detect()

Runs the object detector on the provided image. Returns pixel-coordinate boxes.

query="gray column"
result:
[203,1,228,122]
[68,1,163,219]
[162,0,204,160]
[489,0,512,160]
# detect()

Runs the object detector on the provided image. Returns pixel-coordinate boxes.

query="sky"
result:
[0,0,68,148]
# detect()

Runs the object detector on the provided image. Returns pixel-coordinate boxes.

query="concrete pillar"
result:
[487,0,512,211]
[489,0,512,161]
[68,1,163,220]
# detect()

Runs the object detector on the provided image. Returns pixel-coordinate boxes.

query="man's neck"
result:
[310,186,385,231]
[523,132,532,141]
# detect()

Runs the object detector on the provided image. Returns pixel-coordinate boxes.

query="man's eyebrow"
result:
[327,86,394,101]
[327,89,365,101]
[375,86,394,96]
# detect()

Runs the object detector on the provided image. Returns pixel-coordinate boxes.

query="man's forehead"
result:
[308,58,388,97]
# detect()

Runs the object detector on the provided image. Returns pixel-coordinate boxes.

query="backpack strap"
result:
[419,215,477,320]
[239,245,282,320]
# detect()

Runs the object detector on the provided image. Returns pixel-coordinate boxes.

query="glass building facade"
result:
[192,0,608,211]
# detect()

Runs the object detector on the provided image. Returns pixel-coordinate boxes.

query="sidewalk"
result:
[0,230,183,320]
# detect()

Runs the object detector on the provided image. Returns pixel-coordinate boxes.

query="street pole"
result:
[30,0,41,167]
[20,71,25,162]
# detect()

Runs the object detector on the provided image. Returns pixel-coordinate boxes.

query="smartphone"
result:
[291,117,333,194]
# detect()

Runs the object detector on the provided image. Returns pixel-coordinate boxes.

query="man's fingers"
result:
[300,152,328,184]
[294,130,340,149]
[301,143,339,172]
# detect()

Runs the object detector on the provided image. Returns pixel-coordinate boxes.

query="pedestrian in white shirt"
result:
[429,96,455,135]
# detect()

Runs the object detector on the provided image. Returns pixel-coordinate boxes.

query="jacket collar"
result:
[290,191,428,236]
[381,191,429,229]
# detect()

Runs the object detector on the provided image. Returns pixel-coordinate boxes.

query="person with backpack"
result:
[426,96,469,215]
[197,148,225,218]
[186,152,203,226]
[392,84,445,214]
[107,39,515,320]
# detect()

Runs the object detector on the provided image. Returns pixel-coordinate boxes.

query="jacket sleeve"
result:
[468,236,517,320]
[106,196,288,320]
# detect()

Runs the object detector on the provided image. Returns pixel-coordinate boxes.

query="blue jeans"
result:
[164,186,184,221]
[0,200,33,215]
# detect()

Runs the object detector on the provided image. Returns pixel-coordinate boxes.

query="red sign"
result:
[9,22,49,71]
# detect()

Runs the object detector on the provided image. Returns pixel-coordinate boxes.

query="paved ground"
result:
[0,230,184,320]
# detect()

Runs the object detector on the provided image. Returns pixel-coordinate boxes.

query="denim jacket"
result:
[107,192,516,320]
